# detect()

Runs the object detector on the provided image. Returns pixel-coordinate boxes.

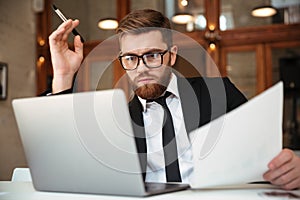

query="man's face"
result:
[119,30,177,99]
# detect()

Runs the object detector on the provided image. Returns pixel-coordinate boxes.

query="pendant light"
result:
[251,5,277,17]
[98,18,119,30]
[171,13,194,24]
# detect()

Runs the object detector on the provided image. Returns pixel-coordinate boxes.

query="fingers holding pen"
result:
[61,19,80,41]
[49,20,69,43]
[49,19,80,45]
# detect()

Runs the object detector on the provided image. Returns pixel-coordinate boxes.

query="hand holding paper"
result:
[263,148,300,190]
[190,82,283,189]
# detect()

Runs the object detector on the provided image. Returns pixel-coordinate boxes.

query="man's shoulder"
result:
[185,76,230,82]
[181,76,232,88]
[178,76,245,100]
[128,94,142,109]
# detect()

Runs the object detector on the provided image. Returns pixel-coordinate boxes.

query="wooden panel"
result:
[117,0,130,21]
[265,41,300,87]
[36,0,53,95]
[220,24,300,47]
[220,45,257,77]
[256,44,266,93]
[205,0,220,31]
[114,0,130,86]
[221,45,265,96]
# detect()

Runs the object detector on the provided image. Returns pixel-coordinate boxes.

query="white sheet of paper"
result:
[190,82,283,188]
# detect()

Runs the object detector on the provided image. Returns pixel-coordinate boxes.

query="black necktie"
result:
[148,92,182,182]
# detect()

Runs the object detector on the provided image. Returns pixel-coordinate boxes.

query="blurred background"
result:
[0,0,300,181]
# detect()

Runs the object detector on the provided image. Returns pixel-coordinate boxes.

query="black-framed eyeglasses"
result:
[118,50,169,71]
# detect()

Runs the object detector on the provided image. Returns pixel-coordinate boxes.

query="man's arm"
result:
[48,19,84,94]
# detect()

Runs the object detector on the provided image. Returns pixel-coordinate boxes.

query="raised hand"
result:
[48,19,83,93]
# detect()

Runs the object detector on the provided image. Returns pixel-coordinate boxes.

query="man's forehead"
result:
[121,29,163,39]
[119,30,167,53]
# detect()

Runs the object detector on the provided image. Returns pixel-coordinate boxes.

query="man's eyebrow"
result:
[120,48,166,56]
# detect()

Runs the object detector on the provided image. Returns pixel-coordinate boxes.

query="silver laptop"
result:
[12,89,189,196]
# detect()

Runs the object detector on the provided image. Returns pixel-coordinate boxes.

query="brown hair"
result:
[116,9,173,47]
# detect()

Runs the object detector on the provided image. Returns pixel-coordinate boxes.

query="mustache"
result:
[134,73,157,81]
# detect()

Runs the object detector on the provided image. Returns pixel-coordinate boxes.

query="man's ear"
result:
[170,45,178,66]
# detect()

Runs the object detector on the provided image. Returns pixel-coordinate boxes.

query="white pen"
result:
[52,4,85,43]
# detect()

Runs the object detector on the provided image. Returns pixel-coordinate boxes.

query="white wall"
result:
[0,0,36,180]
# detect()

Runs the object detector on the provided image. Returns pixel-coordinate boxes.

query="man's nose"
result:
[136,57,148,73]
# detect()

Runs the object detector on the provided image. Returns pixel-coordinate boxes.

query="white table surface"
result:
[1,181,300,200]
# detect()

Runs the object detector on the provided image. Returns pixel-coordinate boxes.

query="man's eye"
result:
[124,56,136,61]
[145,53,160,59]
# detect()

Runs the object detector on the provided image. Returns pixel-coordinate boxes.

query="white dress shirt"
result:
[138,74,194,183]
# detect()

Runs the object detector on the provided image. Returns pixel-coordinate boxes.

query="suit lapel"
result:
[177,77,201,134]
[128,95,147,180]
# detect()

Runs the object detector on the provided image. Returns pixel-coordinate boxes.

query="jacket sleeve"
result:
[39,88,73,96]
[223,77,248,112]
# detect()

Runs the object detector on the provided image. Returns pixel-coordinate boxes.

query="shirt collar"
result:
[138,73,179,112]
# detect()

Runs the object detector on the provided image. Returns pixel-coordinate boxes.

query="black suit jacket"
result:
[43,76,247,180]
[128,77,247,180]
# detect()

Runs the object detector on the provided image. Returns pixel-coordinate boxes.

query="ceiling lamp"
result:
[171,13,194,24]
[251,5,277,17]
[181,0,188,7]
[98,18,118,30]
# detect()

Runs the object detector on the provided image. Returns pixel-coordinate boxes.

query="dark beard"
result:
[132,59,172,99]
[135,84,167,99]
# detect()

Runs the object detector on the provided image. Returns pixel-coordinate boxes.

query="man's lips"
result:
[137,77,155,84]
